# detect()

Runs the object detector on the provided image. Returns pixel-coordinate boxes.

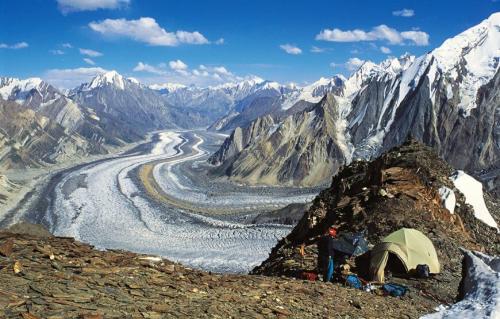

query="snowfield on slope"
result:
[450,170,498,231]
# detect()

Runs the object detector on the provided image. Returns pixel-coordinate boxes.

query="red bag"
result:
[302,272,318,281]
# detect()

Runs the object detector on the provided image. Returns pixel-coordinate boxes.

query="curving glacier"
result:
[42,130,317,273]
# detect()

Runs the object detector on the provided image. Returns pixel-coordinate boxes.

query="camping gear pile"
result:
[302,228,441,298]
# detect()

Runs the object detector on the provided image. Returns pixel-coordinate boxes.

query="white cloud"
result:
[57,0,129,13]
[169,60,188,71]
[133,62,166,75]
[345,57,366,71]
[133,61,250,87]
[380,46,392,54]
[400,31,429,46]
[50,49,65,55]
[331,58,367,71]
[392,9,415,17]
[316,24,429,46]
[310,46,325,53]
[215,38,224,45]
[280,44,302,55]
[89,17,210,46]
[62,43,73,48]
[79,48,103,57]
[44,67,108,89]
[213,66,232,76]
[0,42,29,49]
[83,58,96,65]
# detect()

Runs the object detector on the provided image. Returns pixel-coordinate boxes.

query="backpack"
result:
[345,274,363,289]
[382,283,409,297]
[416,264,430,278]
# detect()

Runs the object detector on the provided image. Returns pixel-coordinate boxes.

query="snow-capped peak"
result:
[379,54,416,75]
[280,76,344,110]
[127,77,140,85]
[430,12,500,114]
[0,77,44,100]
[86,70,125,90]
[149,82,187,93]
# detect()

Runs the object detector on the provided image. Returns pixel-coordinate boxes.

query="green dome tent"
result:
[369,228,440,282]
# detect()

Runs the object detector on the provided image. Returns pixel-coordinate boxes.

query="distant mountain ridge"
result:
[209,13,500,194]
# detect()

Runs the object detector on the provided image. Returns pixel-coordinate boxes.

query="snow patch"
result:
[421,250,500,319]
[439,186,456,214]
[450,170,498,230]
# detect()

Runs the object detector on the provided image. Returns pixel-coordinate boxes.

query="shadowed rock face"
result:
[209,14,500,193]
[209,94,348,186]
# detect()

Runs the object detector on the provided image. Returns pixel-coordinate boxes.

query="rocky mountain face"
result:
[0,77,85,132]
[70,71,202,133]
[252,140,500,307]
[209,76,344,132]
[0,100,105,169]
[209,94,349,186]
[209,13,500,193]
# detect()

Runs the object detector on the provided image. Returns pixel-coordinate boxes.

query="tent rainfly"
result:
[369,228,440,282]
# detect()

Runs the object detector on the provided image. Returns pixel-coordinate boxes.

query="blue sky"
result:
[0,0,498,88]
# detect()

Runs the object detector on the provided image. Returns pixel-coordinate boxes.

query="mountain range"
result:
[208,13,500,195]
[0,13,498,195]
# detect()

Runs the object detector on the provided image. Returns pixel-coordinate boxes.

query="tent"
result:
[332,232,369,257]
[369,228,440,282]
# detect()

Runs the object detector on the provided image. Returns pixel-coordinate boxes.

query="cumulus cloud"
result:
[0,42,29,49]
[83,58,96,65]
[50,49,65,55]
[133,62,166,75]
[57,0,129,13]
[213,66,232,76]
[316,24,429,46]
[79,48,103,57]
[330,57,367,72]
[215,38,225,45]
[380,46,392,54]
[62,43,73,48]
[345,57,366,71]
[280,44,302,55]
[89,17,210,46]
[392,9,415,17]
[169,60,188,71]
[44,67,108,89]
[400,31,429,46]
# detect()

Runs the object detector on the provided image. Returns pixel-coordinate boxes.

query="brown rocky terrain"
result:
[253,139,500,310]
[0,223,438,319]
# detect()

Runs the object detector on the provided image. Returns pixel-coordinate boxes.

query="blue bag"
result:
[345,274,363,289]
[382,283,409,297]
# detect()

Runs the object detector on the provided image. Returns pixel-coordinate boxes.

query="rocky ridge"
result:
[252,140,499,309]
